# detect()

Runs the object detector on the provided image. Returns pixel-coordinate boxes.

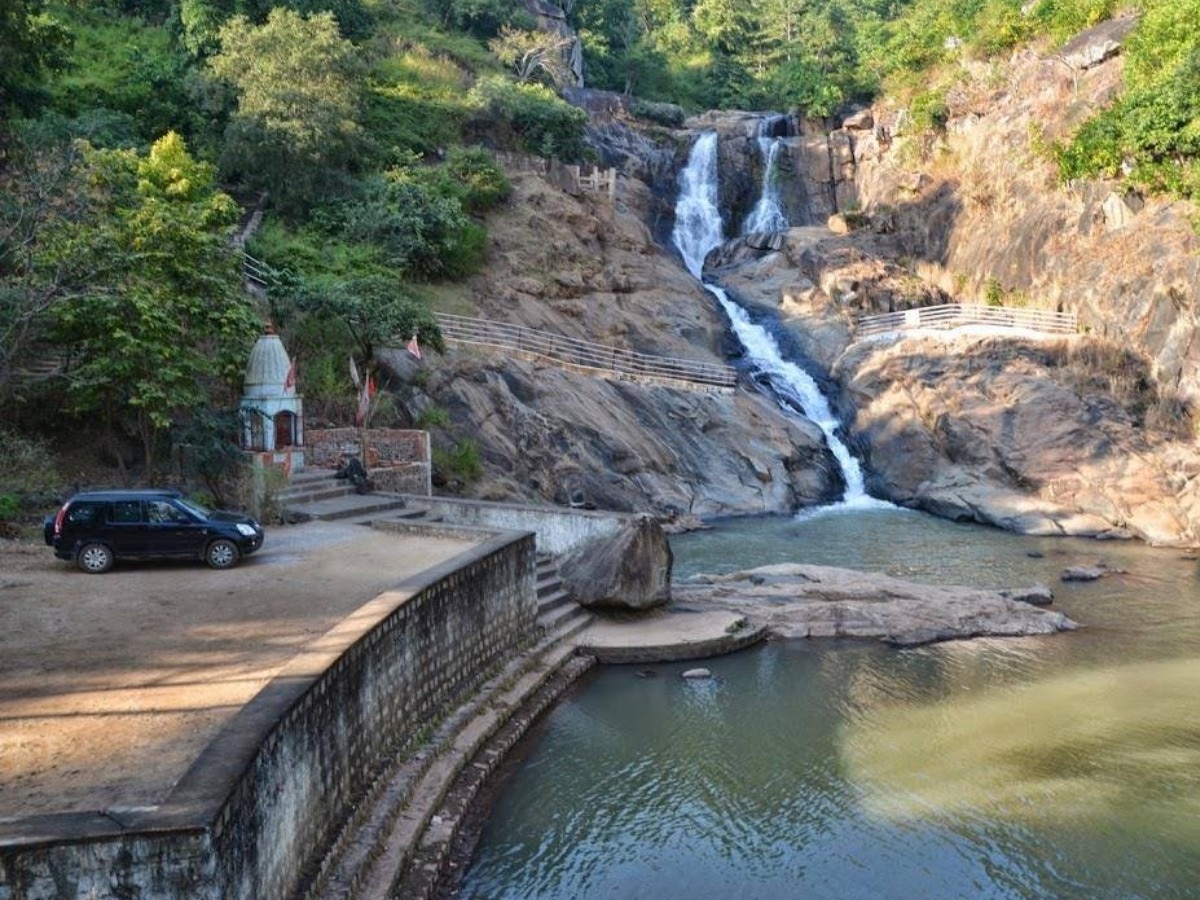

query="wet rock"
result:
[676,564,1077,647]
[682,668,712,679]
[1061,566,1105,582]
[999,583,1055,606]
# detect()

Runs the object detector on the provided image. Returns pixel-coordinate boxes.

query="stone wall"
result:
[0,531,536,900]
[305,427,432,495]
[409,496,630,556]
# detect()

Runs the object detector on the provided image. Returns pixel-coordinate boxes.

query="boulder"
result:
[559,514,673,610]
[999,583,1055,606]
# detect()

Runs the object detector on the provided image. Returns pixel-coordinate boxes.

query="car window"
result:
[110,500,144,524]
[148,499,191,524]
[66,502,103,525]
[175,498,212,519]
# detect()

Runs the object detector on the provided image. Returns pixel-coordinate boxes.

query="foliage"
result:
[468,75,587,160]
[489,25,575,86]
[209,8,364,216]
[363,45,478,160]
[39,133,260,472]
[908,87,950,132]
[418,146,512,214]
[173,408,246,508]
[433,437,483,483]
[415,405,451,428]
[293,274,445,366]
[333,172,487,278]
[0,427,61,495]
[0,0,71,120]
[48,8,198,144]
[630,100,686,128]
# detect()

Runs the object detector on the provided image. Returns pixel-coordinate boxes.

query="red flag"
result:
[406,333,422,360]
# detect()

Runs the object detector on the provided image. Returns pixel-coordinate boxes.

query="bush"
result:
[429,146,512,214]
[0,428,62,495]
[467,75,587,160]
[433,437,483,483]
[630,99,686,128]
[909,87,950,133]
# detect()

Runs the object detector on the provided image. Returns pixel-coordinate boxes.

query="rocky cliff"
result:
[387,165,842,518]
[697,19,1200,546]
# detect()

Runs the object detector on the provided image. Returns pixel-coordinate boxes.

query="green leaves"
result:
[38,133,259,468]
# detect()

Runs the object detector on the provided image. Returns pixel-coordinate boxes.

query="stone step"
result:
[537,588,573,615]
[328,508,428,528]
[538,600,586,636]
[536,575,566,600]
[277,485,357,505]
[318,634,593,900]
[286,468,339,486]
[283,494,409,522]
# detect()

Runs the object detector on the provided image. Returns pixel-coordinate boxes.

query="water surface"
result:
[461,510,1200,899]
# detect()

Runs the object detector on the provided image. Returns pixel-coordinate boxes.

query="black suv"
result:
[44,490,265,574]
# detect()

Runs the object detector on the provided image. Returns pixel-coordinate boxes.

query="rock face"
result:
[386,168,842,517]
[676,564,1077,647]
[559,514,672,610]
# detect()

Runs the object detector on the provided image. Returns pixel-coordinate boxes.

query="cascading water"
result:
[741,118,789,235]
[672,130,880,508]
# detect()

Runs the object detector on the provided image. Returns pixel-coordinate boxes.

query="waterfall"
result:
[741,119,789,235]
[673,130,879,508]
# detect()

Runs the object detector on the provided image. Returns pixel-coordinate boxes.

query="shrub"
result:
[433,438,483,483]
[630,99,686,128]
[0,428,62,495]
[467,75,587,160]
[909,87,950,133]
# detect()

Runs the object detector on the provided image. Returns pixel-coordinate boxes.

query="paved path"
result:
[0,523,473,819]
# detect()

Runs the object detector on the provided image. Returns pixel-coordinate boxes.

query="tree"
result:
[0,0,71,122]
[39,133,260,472]
[489,25,575,86]
[209,8,364,215]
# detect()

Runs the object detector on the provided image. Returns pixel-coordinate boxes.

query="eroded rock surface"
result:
[676,564,1077,647]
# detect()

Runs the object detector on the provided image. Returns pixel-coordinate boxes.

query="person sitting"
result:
[334,454,370,493]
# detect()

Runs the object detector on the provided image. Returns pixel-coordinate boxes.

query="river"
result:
[458,509,1200,899]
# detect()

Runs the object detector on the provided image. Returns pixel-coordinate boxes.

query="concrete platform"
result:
[575,605,768,664]
[0,523,474,822]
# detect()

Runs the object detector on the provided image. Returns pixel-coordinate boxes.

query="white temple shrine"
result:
[240,324,304,474]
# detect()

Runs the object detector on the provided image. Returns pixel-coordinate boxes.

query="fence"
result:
[856,304,1078,339]
[434,313,737,393]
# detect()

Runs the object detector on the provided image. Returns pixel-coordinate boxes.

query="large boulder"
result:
[676,564,1076,647]
[559,514,673,610]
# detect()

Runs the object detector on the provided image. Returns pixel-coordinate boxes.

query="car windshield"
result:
[176,498,213,519]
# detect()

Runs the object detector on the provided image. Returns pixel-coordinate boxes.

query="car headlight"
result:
[236,523,258,537]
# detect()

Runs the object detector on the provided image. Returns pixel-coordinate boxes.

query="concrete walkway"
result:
[575,606,768,663]
[0,523,473,822]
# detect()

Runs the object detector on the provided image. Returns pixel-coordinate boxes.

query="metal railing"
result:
[242,253,278,289]
[434,313,737,393]
[856,304,1078,339]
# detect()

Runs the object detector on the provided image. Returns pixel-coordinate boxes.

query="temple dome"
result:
[243,326,295,400]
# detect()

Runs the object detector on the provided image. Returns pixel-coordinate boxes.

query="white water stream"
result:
[671,130,879,506]
[741,118,789,235]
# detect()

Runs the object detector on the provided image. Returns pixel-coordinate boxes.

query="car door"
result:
[145,498,207,557]
[105,499,149,556]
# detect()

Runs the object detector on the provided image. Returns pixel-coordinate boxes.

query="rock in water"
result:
[674,564,1077,647]
[1061,566,1105,582]
[999,583,1055,606]
[682,668,712,679]
[559,514,672,610]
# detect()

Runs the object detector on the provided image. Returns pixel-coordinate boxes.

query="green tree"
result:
[0,0,71,121]
[40,133,260,472]
[209,8,364,216]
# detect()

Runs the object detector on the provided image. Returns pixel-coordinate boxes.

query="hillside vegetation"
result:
[2,0,1199,509]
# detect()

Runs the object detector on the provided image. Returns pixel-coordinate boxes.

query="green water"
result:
[460,509,1200,899]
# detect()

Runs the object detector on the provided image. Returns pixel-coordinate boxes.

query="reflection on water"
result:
[460,510,1200,899]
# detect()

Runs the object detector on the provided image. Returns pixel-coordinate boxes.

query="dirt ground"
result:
[0,523,474,819]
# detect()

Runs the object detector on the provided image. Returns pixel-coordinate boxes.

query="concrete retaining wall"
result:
[409,496,630,556]
[0,532,536,900]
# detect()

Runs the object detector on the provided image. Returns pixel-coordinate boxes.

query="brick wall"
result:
[0,530,536,900]
[305,428,428,469]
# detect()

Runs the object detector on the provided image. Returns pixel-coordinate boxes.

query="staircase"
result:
[277,468,420,525]
[536,552,591,644]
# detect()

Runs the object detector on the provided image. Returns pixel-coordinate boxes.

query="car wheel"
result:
[206,538,240,570]
[77,542,114,574]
